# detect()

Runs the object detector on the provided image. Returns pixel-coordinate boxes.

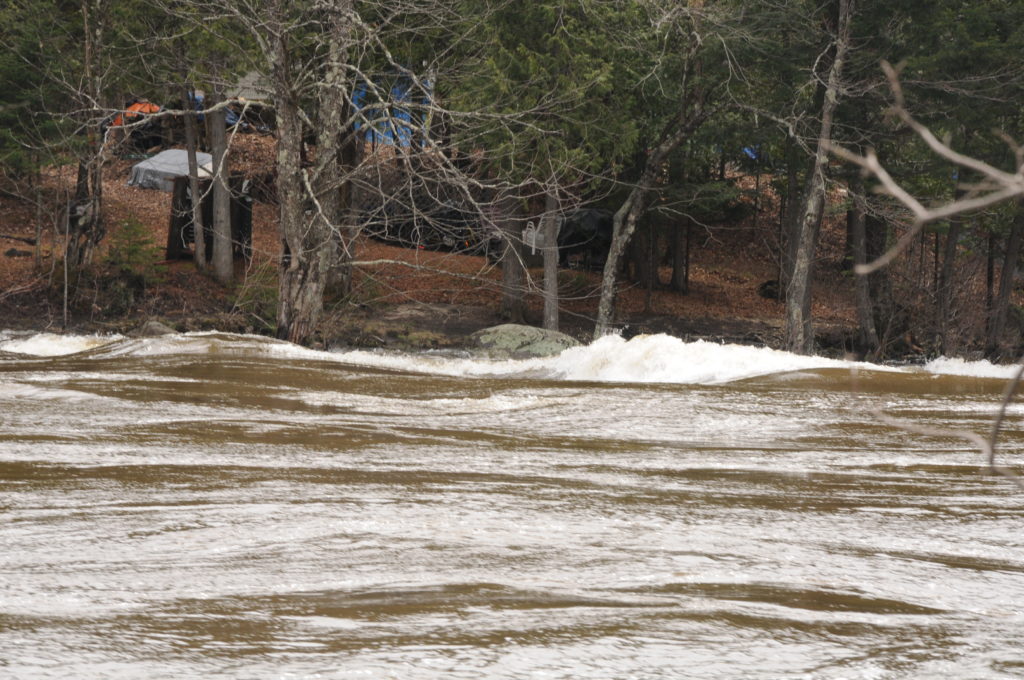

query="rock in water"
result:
[133,320,178,337]
[470,324,579,358]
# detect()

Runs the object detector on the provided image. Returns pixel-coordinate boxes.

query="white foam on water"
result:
[86,331,294,359]
[329,334,869,385]
[324,337,1023,385]
[0,380,114,403]
[0,332,122,357]
[921,356,1023,380]
[3,329,1021,386]
[0,330,310,360]
[324,347,551,378]
[545,335,860,384]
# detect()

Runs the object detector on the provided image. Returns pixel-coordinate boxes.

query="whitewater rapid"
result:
[3,327,1023,679]
[1,330,1019,385]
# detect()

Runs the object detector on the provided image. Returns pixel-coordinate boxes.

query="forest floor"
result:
[0,135,861,354]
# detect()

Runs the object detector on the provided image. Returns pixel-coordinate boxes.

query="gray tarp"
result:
[127,149,212,192]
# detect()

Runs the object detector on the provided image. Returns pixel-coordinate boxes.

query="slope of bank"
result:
[0,144,861,355]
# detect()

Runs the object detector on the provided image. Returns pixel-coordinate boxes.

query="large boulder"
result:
[470,324,579,358]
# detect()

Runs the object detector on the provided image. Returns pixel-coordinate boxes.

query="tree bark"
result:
[69,0,106,273]
[208,88,233,285]
[987,202,1024,359]
[780,133,801,291]
[182,85,206,270]
[269,8,323,344]
[314,0,356,298]
[848,178,879,358]
[498,192,525,323]
[541,188,560,331]
[784,0,852,355]
[595,188,647,336]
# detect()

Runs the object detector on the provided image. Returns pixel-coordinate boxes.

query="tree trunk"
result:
[780,133,801,291]
[270,12,324,344]
[848,178,879,358]
[936,180,966,354]
[70,0,106,272]
[75,161,89,202]
[595,106,708,337]
[595,189,647,337]
[864,213,898,352]
[314,0,356,298]
[208,88,233,285]
[670,216,690,293]
[784,0,852,355]
[541,189,560,331]
[987,202,1024,359]
[182,85,206,271]
[986,230,995,336]
[498,192,525,323]
[275,101,323,343]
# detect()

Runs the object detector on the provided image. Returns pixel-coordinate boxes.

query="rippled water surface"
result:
[2,332,1023,678]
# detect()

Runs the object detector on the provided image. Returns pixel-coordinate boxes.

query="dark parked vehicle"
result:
[557,208,614,270]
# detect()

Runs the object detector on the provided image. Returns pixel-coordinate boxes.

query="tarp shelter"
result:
[127,149,212,192]
[106,99,164,150]
[353,75,432,147]
[111,99,161,127]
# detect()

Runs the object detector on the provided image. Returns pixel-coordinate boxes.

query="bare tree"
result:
[181,84,208,271]
[540,185,561,331]
[594,0,718,337]
[311,0,359,298]
[207,87,234,285]
[987,204,1024,359]
[784,0,853,355]
[846,177,880,358]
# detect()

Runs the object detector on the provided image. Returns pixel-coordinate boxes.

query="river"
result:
[1,330,1022,679]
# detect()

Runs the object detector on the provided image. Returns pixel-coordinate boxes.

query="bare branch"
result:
[830,62,1024,276]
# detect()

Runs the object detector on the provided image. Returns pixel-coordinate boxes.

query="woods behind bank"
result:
[3,0,1024,361]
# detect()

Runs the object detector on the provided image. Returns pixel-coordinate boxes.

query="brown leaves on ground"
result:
[0,134,858,340]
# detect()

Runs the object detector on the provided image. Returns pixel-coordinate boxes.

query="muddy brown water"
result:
[1,333,1023,678]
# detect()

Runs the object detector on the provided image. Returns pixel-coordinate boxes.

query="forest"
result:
[2,0,1024,360]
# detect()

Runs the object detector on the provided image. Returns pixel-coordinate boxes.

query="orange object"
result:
[112,100,160,127]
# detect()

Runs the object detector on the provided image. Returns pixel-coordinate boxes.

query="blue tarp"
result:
[352,76,431,147]
[190,93,241,127]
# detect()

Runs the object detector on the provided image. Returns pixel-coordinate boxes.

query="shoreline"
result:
[2,290,907,363]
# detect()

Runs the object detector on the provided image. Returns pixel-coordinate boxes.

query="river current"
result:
[1,330,1023,679]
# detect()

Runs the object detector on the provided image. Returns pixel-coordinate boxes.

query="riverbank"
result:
[0,236,862,357]
[0,245,860,356]
[0,141,864,355]
[0,277,859,358]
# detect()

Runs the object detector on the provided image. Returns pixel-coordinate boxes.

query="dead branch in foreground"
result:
[829,61,1024,276]
[831,60,1024,489]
